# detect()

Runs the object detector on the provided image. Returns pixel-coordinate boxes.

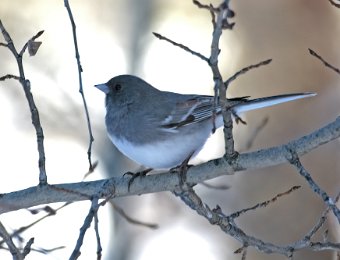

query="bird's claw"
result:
[126,168,152,191]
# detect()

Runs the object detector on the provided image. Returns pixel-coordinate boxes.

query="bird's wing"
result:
[160,95,221,130]
[160,92,316,130]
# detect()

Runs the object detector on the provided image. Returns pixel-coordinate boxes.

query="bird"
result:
[95,75,316,169]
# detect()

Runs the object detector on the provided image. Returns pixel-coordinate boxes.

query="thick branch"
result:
[0,116,338,215]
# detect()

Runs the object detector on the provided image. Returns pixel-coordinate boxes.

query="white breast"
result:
[108,131,211,169]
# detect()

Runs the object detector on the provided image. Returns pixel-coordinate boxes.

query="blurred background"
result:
[0,0,339,259]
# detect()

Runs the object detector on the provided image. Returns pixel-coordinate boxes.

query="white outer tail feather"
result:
[233,92,316,115]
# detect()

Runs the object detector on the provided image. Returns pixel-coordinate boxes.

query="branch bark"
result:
[0,116,338,215]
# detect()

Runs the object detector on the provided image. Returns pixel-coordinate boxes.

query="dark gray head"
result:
[95,75,160,107]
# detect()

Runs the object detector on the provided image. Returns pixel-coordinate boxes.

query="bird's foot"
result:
[171,152,194,189]
[124,168,152,191]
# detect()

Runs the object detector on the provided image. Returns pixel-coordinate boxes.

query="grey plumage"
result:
[95,75,316,169]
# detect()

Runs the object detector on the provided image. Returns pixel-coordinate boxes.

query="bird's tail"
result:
[232,92,316,115]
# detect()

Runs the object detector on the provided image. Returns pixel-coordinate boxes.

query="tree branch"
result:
[0,116,338,215]
[0,74,20,81]
[0,20,47,185]
[287,150,340,223]
[64,0,95,171]
[174,186,340,257]
[309,48,340,75]
[0,221,24,260]
[152,32,209,62]
[224,59,272,88]
[69,198,99,260]
[206,0,236,157]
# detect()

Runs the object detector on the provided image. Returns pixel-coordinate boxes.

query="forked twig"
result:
[287,149,340,224]
[0,20,47,185]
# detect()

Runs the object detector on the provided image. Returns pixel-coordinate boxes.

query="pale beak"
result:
[94,83,110,94]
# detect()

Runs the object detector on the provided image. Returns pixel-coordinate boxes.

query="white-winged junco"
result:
[95,75,315,169]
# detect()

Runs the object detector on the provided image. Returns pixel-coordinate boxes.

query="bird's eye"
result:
[115,84,122,91]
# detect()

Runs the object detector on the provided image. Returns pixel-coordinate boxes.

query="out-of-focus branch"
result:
[0,74,20,81]
[0,204,67,249]
[241,116,269,151]
[110,201,159,229]
[329,0,340,8]
[64,0,95,171]
[0,20,47,185]
[22,238,34,258]
[0,221,24,260]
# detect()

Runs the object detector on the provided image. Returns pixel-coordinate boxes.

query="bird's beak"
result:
[94,83,110,94]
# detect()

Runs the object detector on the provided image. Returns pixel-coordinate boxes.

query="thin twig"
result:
[287,149,340,224]
[152,32,209,63]
[193,0,218,11]
[64,0,95,171]
[0,19,47,185]
[19,30,44,57]
[309,48,340,75]
[94,212,102,260]
[22,238,34,258]
[0,74,21,81]
[302,192,340,243]
[224,59,272,89]
[229,186,301,219]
